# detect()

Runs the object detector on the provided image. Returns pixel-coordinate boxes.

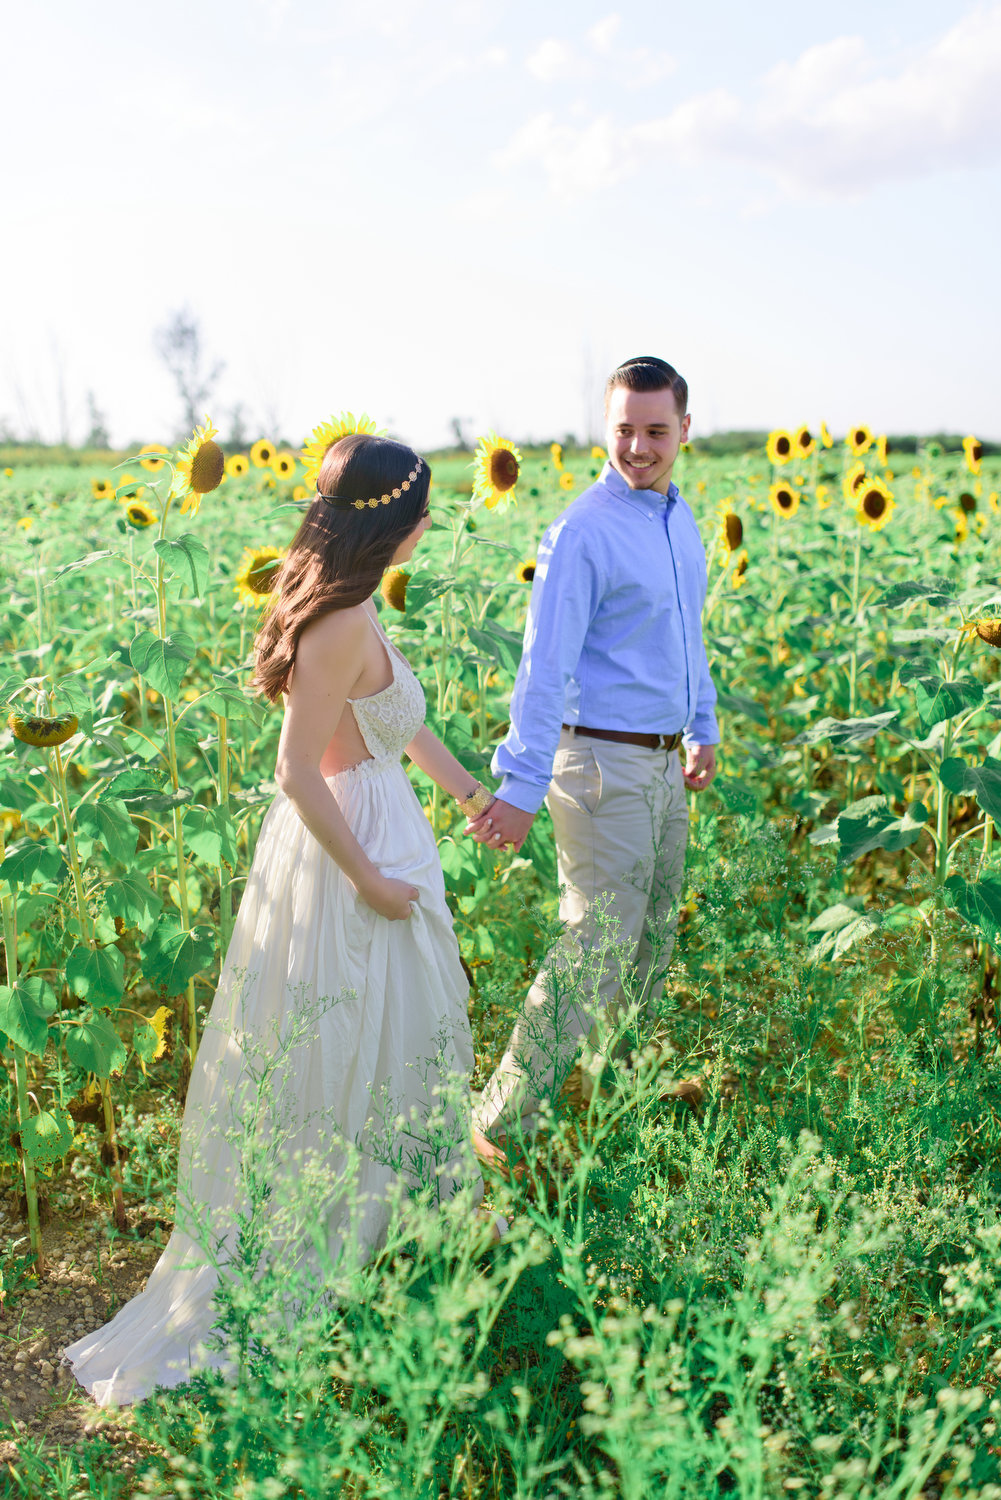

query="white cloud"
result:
[524,16,673,90]
[586,14,621,54]
[500,6,1001,198]
[526,38,579,82]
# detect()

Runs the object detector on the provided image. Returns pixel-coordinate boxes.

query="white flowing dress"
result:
[64,625,480,1407]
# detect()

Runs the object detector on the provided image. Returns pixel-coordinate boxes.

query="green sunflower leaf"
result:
[835,797,930,866]
[65,942,125,1008]
[129,631,195,700]
[945,874,1001,949]
[0,976,57,1055]
[791,711,899,747]
[20,1108,73,1165]
[65,1014,128,1079]
[938,757,1001,823]
[0,839,65,891]
[899,665,983,731]
[75,798,138,865]
[153,534,210,598]
[876,578,958,609]
[104,874,163,935]
[141,916,216,995]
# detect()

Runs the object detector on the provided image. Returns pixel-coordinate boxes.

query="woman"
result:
[65,434,499,1407]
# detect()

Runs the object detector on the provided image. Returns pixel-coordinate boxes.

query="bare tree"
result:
[84,391,110,449]
[154,309,225,434]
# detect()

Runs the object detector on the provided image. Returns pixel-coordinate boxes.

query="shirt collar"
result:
[599,460,679,514]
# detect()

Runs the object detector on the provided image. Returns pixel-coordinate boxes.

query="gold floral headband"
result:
[317,457,423,511]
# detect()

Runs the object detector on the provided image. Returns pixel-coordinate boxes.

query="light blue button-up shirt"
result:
[492,462,719,815]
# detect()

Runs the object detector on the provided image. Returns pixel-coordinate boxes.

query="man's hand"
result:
[465,798,535,852]
[683,744,717,792]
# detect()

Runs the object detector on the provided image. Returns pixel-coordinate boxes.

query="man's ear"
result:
[680,413,691,442]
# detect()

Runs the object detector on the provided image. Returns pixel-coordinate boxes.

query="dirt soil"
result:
[0,1194,169,1475]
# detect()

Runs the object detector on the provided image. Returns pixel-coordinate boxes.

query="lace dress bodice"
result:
[347,628,425,765]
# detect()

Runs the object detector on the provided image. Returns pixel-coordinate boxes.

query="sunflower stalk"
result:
[50,744,128,1232]
[0,826,45,1274]
[844,528,865,806]
[154,497,199,1069]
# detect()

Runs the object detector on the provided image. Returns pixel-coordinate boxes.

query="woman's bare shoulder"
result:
[298,604,371,651]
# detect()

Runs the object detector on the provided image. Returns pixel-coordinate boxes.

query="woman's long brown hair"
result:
[252,434,431,702]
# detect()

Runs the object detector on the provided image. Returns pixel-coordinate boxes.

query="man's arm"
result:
[467,517,600,847]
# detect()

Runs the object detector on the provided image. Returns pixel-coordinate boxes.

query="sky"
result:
[2,0,1000,449]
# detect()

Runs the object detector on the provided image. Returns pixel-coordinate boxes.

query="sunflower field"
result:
[2,418,1001,1499]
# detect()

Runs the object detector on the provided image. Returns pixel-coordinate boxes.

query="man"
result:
[467,355,719,1147]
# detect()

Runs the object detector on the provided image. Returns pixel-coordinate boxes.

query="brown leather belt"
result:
[563,724,683,752]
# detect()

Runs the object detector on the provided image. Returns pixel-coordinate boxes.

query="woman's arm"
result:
[275,611,419,921]
[404,724,494,803]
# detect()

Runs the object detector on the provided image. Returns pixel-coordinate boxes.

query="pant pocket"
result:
[551,744,602,815]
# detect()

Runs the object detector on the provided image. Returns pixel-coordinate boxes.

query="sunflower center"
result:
[798,431,811,448]
[724,513,743,549]
[973,443,983,462]
[248,559,281,594]
[776,437,790,456]
[490,449,519,491]
[777,489,793,509]
[862,490,886,519]
[191,440,225,494]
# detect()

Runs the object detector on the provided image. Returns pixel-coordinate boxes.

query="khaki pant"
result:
[473,728,689,1139]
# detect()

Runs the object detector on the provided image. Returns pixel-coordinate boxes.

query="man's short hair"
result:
[604,356,688,416]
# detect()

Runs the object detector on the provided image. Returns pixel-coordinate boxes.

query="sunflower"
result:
[925,440,943,459]
[235,545,286,608]
[794,425,814,458]
[855,477,894,531]
[731,549,749,588]
[960,618,1001,648]
[963,435,983,474]
[16,516,32,531]
[125,499,158,529]
[293,485,309,501]
[516,558,537,584]
[381,567,409,612]
[876,434,889,467]
[816,484,832,510]
[300,412,384,489]
[272,451,297,479]
[591,445,606,462]
[843,461,867,503]
[847,425,873,457]
[766,430,793,464]
[138,443,168,473]
[3,467,12,478]
[550,442,563,470]
[820,422,834,449]
[769,482,800,518]
[7,711,78,748]
[91,477,114,500]
[175,417,225,515]
[472,432,522,510]
[722,511,743,551]
[989,492,1001,515]
[250,439,276,469]
[225,454,250,478]
[116,473,145,501]
[559,471,575,492]
[954,513,969,545]
[958,490,977,514]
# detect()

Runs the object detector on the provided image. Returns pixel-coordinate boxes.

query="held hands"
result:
[361,872,421,920]
[683,743,717,792]
[465,797,535,853]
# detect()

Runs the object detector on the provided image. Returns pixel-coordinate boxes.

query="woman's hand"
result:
[360,873,420,921]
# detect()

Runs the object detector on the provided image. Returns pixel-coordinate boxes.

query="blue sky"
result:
[3,0,999,448]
